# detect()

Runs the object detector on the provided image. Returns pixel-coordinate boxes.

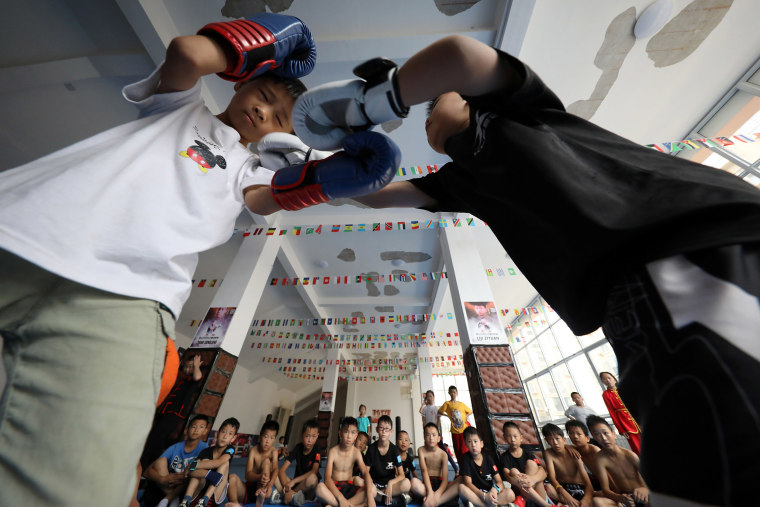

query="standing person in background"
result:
[564,392,597,423]
[600,372,641,455]
[438,386,472,464]
[357,404,372,437]
[420,390,440,429]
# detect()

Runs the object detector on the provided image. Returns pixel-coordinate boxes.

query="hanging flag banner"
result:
[644,132,760,154]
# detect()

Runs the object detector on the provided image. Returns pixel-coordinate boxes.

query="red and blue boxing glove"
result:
[271,131,400,211]
[198,13,316,81]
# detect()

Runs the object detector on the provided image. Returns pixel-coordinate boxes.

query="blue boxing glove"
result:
[205,470,224,486]
[198,13,316,81]
[271,131,400,211]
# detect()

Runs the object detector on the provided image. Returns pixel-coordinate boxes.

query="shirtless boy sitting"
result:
[316,417,372,507]
[587,416,650,507]
[542,423,593,507]
[409,423,460,507]
[227,420,280,507]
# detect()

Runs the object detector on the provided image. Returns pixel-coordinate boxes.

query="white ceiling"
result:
[2,0,760,396]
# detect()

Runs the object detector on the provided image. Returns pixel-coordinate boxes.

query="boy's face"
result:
[425,92,470,154]
[504,427,522,449]
[258,429,277,452]
[187,419,208,441]
[217,424,237,447]
[424,427,440,448]
[354,433,369,452]
[590,424,616,449]
[448,387,457,400]
[425,392,434,404]
[544,433,565,453]
[340,424,358,447]
[474,304,488,317]
[397,432,411,452]
[223,78,295,145]
[376,420,392,443]
[359,405,366,415]
[302,427,319,451]
[571,393,583,405]
[567,426,590,447]
[464,433,483,456]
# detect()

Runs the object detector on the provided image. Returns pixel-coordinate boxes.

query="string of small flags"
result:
[645,132,760,154]
[248,331,460,342]
[259,355,463,365]
[230,216,482,238]
[280,373,412,382]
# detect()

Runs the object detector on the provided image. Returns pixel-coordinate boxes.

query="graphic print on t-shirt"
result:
[450,408,465,430]
[180,139,227,173]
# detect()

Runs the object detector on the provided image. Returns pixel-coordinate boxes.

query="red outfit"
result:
[602,388,642,454]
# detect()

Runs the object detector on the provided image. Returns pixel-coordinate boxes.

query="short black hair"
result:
[253,73,307,101]
[397,430,409,438]
[586,415,611,432]
[426,390,435,396]
[423,422,440,434]
[565,419,590,437]
[426,98,437,117]
[220,417,240,433]
[189,414,211,426]
[377,414,393,428]
[302,418,319,434]
[448,385,457,392]
[357,431,369,440]
[570,392,580,397]
[599,371,617,382]
[463,426,481,440]
[541,423,564,439]
[341,416,358,430]
[261,420,280,435]
[359,404,366,410]
[502,421,519,434]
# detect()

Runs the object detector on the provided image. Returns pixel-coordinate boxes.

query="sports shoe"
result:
[177,499,190,507]
[402,493,413,505]
[292,490,306,506]
[270,489,283,504]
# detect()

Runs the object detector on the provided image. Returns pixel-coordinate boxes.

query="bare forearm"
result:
[159,35,228,93]
[397,35,515,106]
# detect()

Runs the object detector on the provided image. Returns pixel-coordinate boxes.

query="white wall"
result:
[346,379,417,448]
[215,365,297,436]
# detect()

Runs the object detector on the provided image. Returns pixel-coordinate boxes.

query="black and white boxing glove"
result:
[256,132,332,170]
[292,58,409,150]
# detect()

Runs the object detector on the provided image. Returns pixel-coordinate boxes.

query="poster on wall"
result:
[191,307,236,348]
[319,391,333,412]
[464,301,508,345]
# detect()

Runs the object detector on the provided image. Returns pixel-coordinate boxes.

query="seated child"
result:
[142,415,210,507]
[410,423,460,507]
[587,416,650,507]
[457,426,514,507]
[351,431,371,485]
[277,418,322,506]
[542,423,593,507]
[227,420,280,507]
[499,422,549,506]
[316,416,371,507]
[178,417,239,507]
[565,419,615,493]
[397,431,417,481]
[364,415,411,504]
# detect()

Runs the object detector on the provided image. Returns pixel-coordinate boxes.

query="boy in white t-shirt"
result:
[0,13,399,507]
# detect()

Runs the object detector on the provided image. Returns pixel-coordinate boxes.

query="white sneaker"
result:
[402,493,413,504]
[292,490,306,506]
[157,499,169,507]
[270,489,283,504]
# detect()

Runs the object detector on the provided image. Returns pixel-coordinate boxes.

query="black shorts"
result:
[430,477,442,491]
[336,480,360,500]
[561,483,585,501]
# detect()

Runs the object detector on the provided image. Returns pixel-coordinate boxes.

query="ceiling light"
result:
[634,0,673,39]
[315,260,328,268]
[391,259,404,267]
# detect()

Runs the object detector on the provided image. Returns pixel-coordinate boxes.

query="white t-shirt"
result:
[564,404,597,423]
[421,404,439,425]
[0,66,274,316]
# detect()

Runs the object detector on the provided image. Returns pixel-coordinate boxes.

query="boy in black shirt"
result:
[499,422,549,506]
[278,418,322,506]
[293,33,760,506]
[178,417,239,507]
[365,415,410,504]
[457,427,514,507]
[396,431,416,481]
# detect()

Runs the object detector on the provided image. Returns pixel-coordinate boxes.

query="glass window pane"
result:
[515,348,534,378]
[538,330,563,366]
[529,307,550,335]
[537,373,564,420]
[578,328,606,348]
[551,320,582,357]
[551,363,578,410]
[432,375,445,392]
[527,379,550,422]
[587,342,619,381]
[567,355,607,416]
[541,297,560,324]
[698,92,760,164]
[527,339,548,372]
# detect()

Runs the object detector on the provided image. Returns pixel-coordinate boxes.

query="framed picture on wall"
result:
[319,391,333,412]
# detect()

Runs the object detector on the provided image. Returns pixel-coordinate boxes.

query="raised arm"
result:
[158,35,228,94]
